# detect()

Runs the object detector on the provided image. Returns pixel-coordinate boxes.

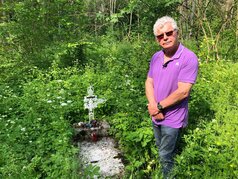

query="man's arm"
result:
[159,82,193,109]
[145,77,156,104]
[145,77,164,119]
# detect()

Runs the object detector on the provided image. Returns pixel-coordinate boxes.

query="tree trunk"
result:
[224,0,234,20]
[236,1,238,50]
[189,0,196,38]
[1,0,5,22]
[94,0,97,35]
[178,2,183,40]
[137,10,140,41]
[128,11,132,38]
[109,0,116,31]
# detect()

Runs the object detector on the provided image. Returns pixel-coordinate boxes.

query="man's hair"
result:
[153,16,178,36]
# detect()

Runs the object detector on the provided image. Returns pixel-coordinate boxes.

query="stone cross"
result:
[84,86,106,122]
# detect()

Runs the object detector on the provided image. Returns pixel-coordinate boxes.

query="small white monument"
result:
[77,86,124,178]
[84,85,106,122]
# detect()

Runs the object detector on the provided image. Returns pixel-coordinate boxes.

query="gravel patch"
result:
[79,137,124,178]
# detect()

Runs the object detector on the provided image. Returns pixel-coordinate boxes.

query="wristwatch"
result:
[157,103,164,111]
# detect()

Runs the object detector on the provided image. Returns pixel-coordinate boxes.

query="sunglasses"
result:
[156,30,176,41]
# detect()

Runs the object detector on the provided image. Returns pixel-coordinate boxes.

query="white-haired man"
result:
[145,16,199,177]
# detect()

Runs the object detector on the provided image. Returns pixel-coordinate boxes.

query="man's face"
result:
[155,23,178,50]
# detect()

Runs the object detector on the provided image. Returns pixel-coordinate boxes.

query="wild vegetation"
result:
[0,0,238,178]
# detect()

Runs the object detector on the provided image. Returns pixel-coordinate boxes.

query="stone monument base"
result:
[73,120,125,178]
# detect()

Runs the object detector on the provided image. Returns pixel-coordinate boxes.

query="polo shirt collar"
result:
[171,43,184,60]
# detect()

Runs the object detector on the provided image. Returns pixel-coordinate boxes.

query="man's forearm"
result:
[145,78,157,104]
[145,77,160,116]
[160,90,187,109]
[160,82,192,109]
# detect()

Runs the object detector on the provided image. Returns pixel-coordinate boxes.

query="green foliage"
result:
[0,67,80,178]
[86,37,162,177]
[1,0,238,178]
[188,61,216,129]
[0,35,158,178]
[1,34,238,179]
[110,113,158,177]
[1,0,86,69]
[79,164,100,179]
[173,62,238,178]
[198,37,217,62]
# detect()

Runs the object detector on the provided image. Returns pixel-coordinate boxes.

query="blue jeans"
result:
[152,123,181,178]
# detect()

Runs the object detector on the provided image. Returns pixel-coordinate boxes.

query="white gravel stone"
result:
[79,137,124,177]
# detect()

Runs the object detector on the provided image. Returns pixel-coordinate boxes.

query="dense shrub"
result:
[108,60,238,178]
[173,62,238,178]
[1,33,237,178]
[0,67,80,178]
[0,38,157,178]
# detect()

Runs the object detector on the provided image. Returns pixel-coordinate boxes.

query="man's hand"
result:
[153,112,165,120]
[147,103,165,121]
[147,103,159,116]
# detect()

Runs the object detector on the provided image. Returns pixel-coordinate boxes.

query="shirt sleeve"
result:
[178,54,199,84]
[147,61,153,78]
[147,52,160,78]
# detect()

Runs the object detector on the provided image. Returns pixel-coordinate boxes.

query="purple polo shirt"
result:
[148,43,198,128]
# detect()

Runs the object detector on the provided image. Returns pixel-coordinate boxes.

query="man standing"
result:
[145,16,198,177]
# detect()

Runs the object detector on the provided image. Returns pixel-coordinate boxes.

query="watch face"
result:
[158,104,163,110]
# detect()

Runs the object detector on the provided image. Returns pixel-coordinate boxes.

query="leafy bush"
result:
[0,37,156,178]
[0,67,80,178]
[173,62,238,178]
[1,31,237,178]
